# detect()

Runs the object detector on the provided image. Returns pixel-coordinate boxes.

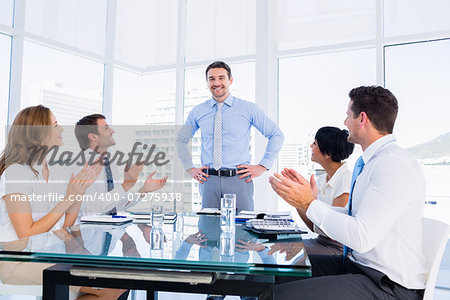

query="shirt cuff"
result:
[306,200,329,229]
[182,160,195,171]
[113,184,130,211]
[258,158,272,170]
[313,224,328,237]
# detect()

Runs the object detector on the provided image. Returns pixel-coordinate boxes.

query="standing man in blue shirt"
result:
[177,61,284,210]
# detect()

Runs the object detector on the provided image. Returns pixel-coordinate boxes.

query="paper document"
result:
[80,215,133,225]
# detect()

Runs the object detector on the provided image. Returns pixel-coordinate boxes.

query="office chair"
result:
[422,217,450,300]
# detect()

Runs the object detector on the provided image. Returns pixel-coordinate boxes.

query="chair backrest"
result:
[422,217,450,300]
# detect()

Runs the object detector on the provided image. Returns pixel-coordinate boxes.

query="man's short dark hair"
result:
[74,114,106,150]
[205,61,232,79]
[349,86,398,134]
[315,127,354,162]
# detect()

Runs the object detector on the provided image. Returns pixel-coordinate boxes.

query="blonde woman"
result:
[0,105,124,299]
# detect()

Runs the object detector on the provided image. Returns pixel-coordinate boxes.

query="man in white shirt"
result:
[74,114,167,216]
[266,86,427,299]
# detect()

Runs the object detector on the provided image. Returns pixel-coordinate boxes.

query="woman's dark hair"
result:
[315,126,354,162]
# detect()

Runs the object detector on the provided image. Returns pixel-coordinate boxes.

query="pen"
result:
[112,215,127,218]
[235,218,248,223]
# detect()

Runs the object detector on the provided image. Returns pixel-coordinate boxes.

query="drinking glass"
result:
[220,194,236,233]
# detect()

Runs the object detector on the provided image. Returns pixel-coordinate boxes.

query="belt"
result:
[206,168,243,177]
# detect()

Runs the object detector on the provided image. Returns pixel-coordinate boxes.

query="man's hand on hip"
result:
[187,166,209,184]
[237,164,266,183]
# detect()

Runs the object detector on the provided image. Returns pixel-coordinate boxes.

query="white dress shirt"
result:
[313,163,351,236]
[307,134,428,289]
[77,150,129,216]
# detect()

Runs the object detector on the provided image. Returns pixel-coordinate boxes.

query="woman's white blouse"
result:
[0,163,70,242]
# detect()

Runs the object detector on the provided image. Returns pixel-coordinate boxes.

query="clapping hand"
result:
[122,162,144,192]
[269,168,315,211]
[66,162,103,199]
[281,168,318,199]
[138,171,168,193]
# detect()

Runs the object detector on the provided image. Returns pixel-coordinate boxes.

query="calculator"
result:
[245,219,306,235]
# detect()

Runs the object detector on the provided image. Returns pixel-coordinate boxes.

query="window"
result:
[115,0,178,68]
[24,0,107,55]
[277,0,376,50]
[113,69,176,125]
[112,69,143,125]
[21,42,104,125]
[142,70,176,125]
[385,40,450,223]
[0,33,11,149]
[0,0,13,26]
[186,0,256,62]
[278,48,376,214]
[384,0,450,37]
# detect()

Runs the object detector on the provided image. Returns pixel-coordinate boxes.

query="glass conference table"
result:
[0,213,311,299]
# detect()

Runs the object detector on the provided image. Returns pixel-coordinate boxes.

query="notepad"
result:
[196,208,221,215]
[80,215,133,225]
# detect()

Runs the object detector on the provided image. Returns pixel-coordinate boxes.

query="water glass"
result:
[152,205,164,228]
[220,231,235,257]
[220,194,236,233]
[151,227,164,250]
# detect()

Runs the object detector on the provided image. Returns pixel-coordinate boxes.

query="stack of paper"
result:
[236,210,292,220]
[196,208,221,215]
[80,215,133,225]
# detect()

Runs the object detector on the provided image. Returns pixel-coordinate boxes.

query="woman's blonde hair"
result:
[0,105,52,177]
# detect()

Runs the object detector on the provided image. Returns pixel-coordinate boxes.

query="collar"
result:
[362,134,396,165]
[327,162,348,188]
[83,149,105,164]
[84,148,101,158]
[209,94,234,108]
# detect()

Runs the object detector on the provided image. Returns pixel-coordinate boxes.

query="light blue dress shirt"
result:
[177,95,284,170]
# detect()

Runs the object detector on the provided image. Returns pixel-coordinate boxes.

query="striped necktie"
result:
[343,156,365,261]
[212,102,224,170]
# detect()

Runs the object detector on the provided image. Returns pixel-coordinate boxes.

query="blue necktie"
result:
[104,157,117,215]
[104,157,114,192]
[343,156,365,261]
[100,232,112,256]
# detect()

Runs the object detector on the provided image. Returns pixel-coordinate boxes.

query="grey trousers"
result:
[200,174,254,211]
[260,255,424,300]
